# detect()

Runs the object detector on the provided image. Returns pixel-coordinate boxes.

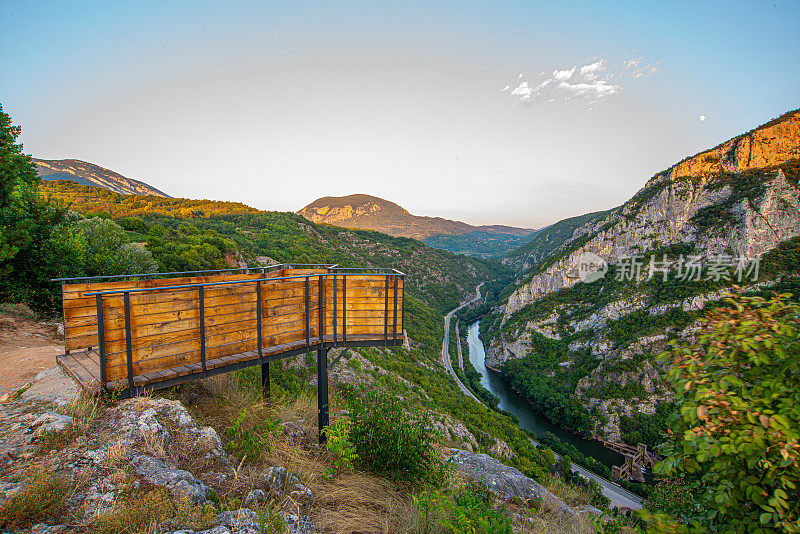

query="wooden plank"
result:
[57,352,101,390]
[62,272,265,295]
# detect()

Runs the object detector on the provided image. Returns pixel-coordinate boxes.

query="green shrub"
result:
[413,482,512,534]
[322,419,359,474]
[348,387,444,486]
[649,292,800,532]
[225,408,280,462]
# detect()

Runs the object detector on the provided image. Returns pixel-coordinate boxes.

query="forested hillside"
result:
[38,180,508,316]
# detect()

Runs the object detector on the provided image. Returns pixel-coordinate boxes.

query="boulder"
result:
[131,454,208,505]
[447,449,576,517]
[32,412,73,436]
[263,466,288,494]
[215,509,260,531]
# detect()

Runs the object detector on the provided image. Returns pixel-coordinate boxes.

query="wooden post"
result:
[317,345,329,444]
[95,294,107,391]
[256,280,269,399]
[261,362,270,400]
[123,292,134,395]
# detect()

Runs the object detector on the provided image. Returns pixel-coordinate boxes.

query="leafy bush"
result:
[225,408,280,462]
[348,387,444,486]
[322,419,359,474]
[649,292,800,532]
[413,482,512,534]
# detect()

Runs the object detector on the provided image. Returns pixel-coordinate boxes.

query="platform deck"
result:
[57,333,403,393]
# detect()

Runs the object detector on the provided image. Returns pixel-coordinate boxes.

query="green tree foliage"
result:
[0,104,41,271]
[649,292,800,533]
[72,217,157,276]
[500,333,598,436]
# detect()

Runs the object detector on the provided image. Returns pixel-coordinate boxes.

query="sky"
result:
[2,1,798,228]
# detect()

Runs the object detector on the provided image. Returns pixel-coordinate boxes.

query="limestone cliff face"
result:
[503,110,800,321]
[489,108,800,442]
[672,109,800,178]
[35,158,170,197]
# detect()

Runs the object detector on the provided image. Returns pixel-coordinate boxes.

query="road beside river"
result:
[447,284,643,510]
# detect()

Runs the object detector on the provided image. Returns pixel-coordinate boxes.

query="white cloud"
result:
[510,81,531,97]
[502,54,659,107]
[552,67,575,82]
[621,56,661,78]
[579,60,605,80]
[699,115,706,122]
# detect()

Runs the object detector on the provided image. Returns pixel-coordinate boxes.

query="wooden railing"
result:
[55,265,405,398]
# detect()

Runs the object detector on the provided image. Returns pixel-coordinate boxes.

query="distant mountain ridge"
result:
[297,193,533,239]
[34,158,170,197]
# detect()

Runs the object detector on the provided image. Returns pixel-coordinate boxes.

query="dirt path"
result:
[0,311,64,395]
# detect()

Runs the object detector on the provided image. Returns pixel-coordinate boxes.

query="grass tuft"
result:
[92,489,218,534]
[0,469,70,529]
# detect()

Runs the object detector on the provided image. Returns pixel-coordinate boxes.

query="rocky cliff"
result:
[504,109,800,320]
[672,109,800,178]
[35,158,170,197]
[486,108,800,442]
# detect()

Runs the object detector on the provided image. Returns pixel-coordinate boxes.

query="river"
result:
[466,320,624,468]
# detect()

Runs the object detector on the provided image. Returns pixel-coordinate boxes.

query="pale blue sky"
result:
[2,1,798,226]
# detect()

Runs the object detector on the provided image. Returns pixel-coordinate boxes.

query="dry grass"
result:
[544,477,598,508]
[131,389,156,415]
[140,429,168,460]
[63,389,101,434]
[104,438,129,469]
[91,489,218,534]
[311,472,416,534]
[0,301,36,319]
[0,468,70,529]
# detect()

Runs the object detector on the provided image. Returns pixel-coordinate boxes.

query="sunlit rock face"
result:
[503,109,800,321]
[488,109,800,441]
[672,109,800,178]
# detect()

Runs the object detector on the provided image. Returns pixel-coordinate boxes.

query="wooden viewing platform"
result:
[600,440,661,483]
[53,264,405,402]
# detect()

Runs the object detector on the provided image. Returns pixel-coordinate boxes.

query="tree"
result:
[649,292,800,533]
[72,217,157,276]
[0,103,39,273]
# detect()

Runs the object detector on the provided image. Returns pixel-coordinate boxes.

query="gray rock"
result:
[0,481,25,502]
[243,489,266,507]
[215,509,260,531]
[280,513,316,534]
[137,408,171,446]
[197,527,231,534]
[32,412,73,436]
[30,524,68,534]
[131,454,208,505]
[290,482,315,503]
[263,466,288,493]
[447,449,576,517]
[22,367,77,406]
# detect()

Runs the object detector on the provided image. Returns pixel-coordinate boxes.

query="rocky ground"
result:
[0,359,608,533]
[0,373,317,534]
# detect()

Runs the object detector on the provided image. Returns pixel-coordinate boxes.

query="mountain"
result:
[297,193,535,258]
[476,107,800,444]
[502,210,610,272]
[34,158,170,197]
[39,180,508,315]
